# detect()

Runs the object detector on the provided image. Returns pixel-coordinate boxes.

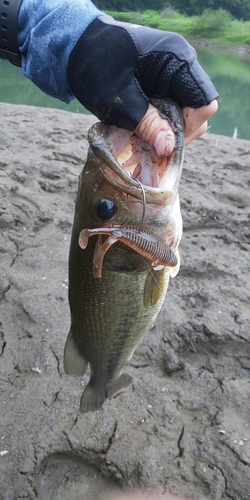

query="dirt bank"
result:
[0,104,249,500]
[188,37,250,56]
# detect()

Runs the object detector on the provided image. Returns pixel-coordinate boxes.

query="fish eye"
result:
[95,199,117,220]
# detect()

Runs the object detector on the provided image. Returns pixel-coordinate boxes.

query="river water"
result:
[0,44,250,140]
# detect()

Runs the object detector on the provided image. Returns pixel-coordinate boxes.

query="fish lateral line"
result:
[79,225,177,279]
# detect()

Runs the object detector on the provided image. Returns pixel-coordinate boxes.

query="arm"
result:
[0,0,218,155]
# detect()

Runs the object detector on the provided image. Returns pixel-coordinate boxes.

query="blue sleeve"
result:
[17,0,103,103]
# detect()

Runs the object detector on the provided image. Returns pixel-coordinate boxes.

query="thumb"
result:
[134,104,175,157]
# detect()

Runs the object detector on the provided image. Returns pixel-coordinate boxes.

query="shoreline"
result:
[187,37,250,56]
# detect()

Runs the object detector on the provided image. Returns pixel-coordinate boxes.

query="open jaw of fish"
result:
[79,98,184,279]
[64,99,185,413]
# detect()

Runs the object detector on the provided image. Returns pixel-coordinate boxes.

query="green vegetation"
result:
[106,8,250,47]
[97,0,250,20]
[97,0,250,45]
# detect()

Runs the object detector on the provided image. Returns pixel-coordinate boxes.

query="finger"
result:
[185,122,208,145]
[135,104,175,157]
[183,100,218,141]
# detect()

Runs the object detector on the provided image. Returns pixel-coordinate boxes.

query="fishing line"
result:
[140,256,207,371]
[132,177,146,233]
[181,331,208,372]
[131,176,206,368]
[131,175,164,290]
[131,178,164,293]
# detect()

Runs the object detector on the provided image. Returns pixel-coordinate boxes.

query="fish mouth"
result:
[82,99,184,278]
[88,99,184,206]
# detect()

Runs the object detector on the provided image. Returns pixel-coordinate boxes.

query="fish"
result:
[63,99,184,413]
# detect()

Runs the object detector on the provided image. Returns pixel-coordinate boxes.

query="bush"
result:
[106,10,144,23]
[127,11,144,23]
[193,8,232,36]
[141,9,161,28]
[160,7,179,19]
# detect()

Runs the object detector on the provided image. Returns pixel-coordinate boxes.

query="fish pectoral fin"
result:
[170,249,181,278]
[63,329,88,376]
[80,373,132,413]
[144,267,169,308]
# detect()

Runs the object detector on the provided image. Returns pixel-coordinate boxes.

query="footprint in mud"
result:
[35,454,117,500]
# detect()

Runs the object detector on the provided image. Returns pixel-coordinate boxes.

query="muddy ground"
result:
[0,103,249,500]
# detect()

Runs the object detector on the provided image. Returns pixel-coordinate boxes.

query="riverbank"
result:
[107,9,250,54]
[1,103,250,499]
[187,37,250,56]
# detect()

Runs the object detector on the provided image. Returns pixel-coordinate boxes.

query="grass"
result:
[106,9,250,47]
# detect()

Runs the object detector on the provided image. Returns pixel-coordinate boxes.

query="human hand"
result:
[68,15,218,157]
[135,100,218,156]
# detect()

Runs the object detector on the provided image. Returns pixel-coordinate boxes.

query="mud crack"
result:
[0,338,6,357]
[106,421,118,454]
[224,442,250,467]
[50,348,62,376]
[63,431,75,452]
[177,425,185,458]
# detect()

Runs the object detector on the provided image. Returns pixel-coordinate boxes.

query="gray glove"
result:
[68,15,218,130]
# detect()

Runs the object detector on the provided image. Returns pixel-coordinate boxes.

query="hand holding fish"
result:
[135,100,218,156]
[3,2,218,156]
[68,15,219,156]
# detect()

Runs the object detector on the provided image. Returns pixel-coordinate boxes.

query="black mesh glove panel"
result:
[67,15,218,130]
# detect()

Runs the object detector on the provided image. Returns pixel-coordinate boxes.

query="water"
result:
[194,45,250,140]
[1,45,250,140]
[0,59,87,115]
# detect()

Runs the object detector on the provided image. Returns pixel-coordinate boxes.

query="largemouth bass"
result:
[64,99,184,413]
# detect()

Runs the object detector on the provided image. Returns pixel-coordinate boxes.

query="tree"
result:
[168,0,250,19]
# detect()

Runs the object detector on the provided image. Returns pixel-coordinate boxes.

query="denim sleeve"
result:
[17,0,103,103]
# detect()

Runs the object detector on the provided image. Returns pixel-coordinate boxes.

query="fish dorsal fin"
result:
[64,329,88,376]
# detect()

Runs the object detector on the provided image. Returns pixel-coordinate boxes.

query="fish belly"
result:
[64,233,170,412]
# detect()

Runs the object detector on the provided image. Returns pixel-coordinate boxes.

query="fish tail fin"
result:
[80,373,132,413]
[63,328,88,376]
